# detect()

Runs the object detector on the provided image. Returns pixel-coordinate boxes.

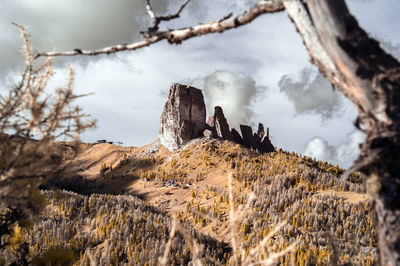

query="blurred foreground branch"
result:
[0,23,95,261]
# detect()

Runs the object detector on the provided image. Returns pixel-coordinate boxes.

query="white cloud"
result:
[347,0,400,44]
[1,0,398,156]
[203,70,266,129]
[304,130,365,168]
[0,7,358,151]
[0,0,171,73]
[278,67,344,120]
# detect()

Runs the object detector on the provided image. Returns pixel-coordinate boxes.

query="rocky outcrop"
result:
[159,83,206,151]
[238,123,275,153]
[260,134,275,154]
[203,129,215,139]
[257,123,265,139]
[206,116,215,128]
[231,128,244,146]
[240,125,253,149]
[159,83,274,153]
[204,108,275,154]
[214,106,233,141]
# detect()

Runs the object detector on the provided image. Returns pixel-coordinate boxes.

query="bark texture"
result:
[284,1,400,264]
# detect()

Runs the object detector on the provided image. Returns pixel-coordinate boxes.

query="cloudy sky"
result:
[1,0,399,168]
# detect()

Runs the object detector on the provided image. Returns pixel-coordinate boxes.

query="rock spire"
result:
[159,83,206,151]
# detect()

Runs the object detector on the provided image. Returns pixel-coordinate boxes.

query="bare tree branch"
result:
[35,0,284,58]
[144,0,191,32]
[144,0,158,31]
[158,0,190,21]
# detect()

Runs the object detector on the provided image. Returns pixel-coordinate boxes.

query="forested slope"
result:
[0,139,376,265]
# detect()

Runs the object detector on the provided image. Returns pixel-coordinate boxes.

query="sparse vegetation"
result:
[1,190,228,265]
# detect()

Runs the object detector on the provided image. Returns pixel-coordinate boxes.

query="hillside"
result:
[1,138,376,265]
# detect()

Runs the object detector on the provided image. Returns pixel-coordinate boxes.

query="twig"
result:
[144,0,157,31]
[158,0,190,21]
[159,215,178,265]
[145,0,191,32]
[247,240,299,266]
[228,172,239,264]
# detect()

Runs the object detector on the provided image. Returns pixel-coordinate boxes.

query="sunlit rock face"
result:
[159,83,206,151]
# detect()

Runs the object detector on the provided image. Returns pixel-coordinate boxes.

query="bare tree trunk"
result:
[284,1,400,264]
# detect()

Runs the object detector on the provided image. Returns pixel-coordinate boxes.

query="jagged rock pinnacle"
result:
[159,83,206,151]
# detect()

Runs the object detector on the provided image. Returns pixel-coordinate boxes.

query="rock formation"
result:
[260,133,275,154]
[159,83,206,151]
[231,128,244,146]
[213,106,233,141]
[206,116,215,128]
[203,129,214,138]
[257,123,265,139]
[203,106,275,154]
[240,125,254,149]
[159,83,275,153]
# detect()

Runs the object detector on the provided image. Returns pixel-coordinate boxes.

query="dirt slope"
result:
[70,143,135,178]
